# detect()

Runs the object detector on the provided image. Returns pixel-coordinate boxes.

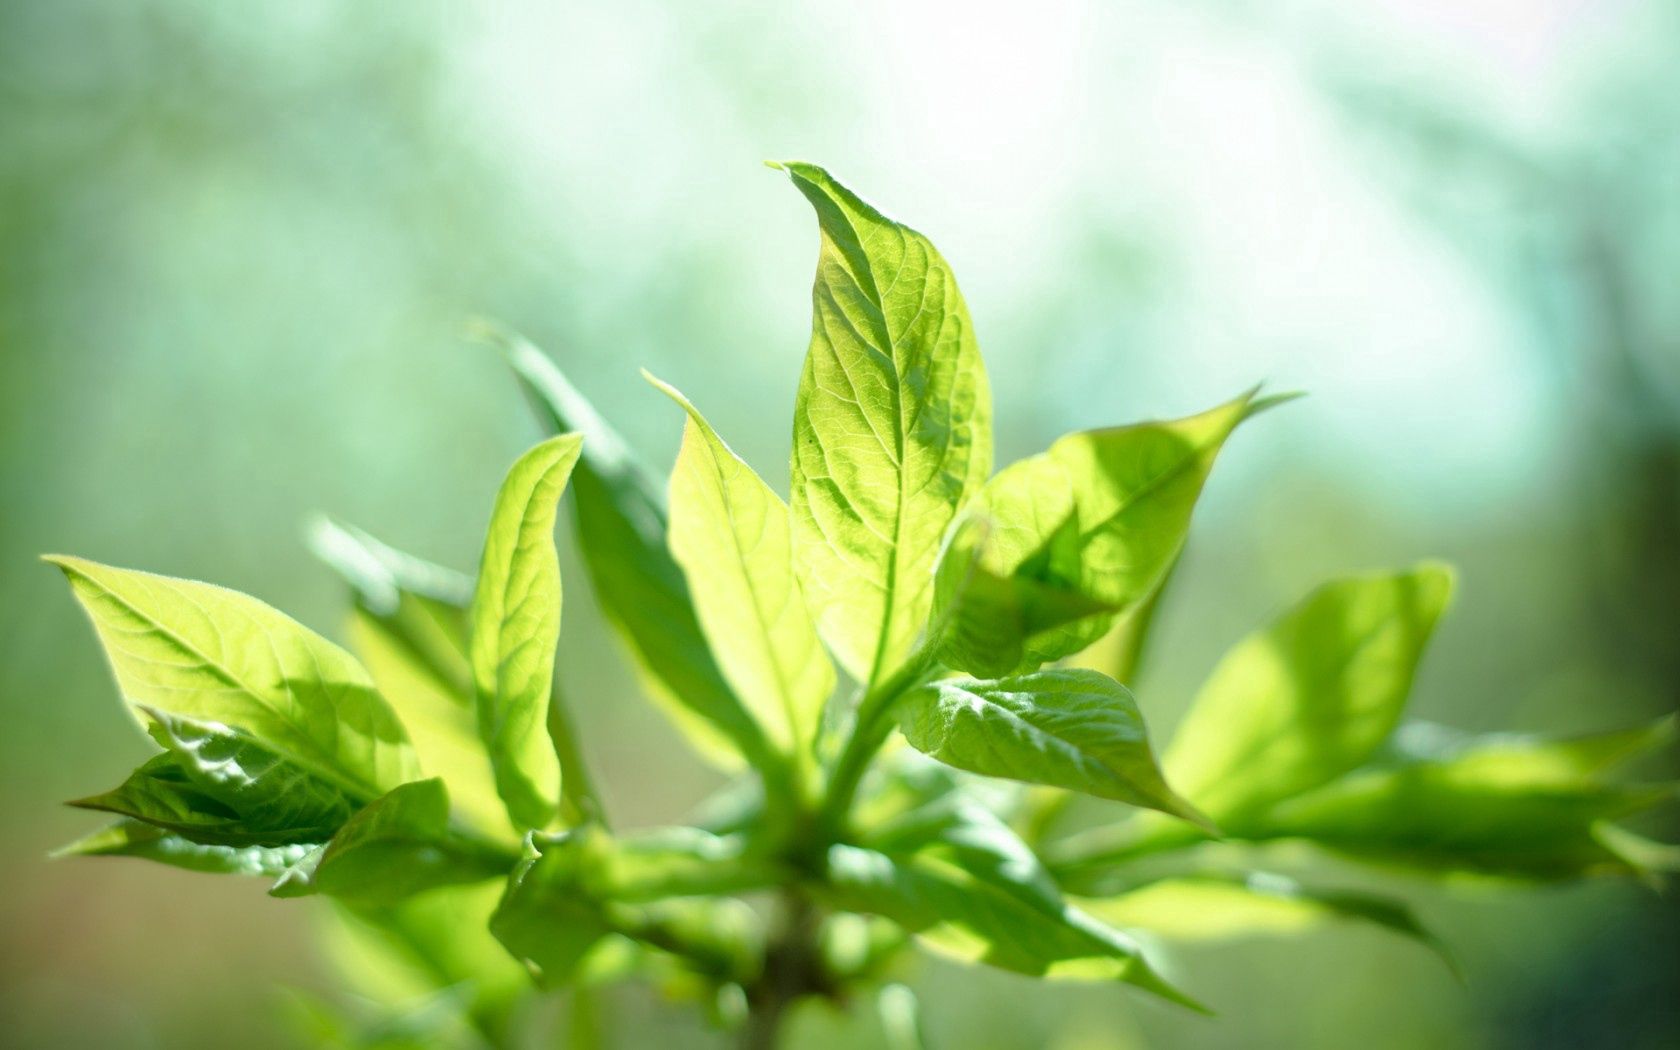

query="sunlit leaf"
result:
[71,711,355,847]
[650,374,835,761]
[311,520,507,839]
[54,819,319,878]
[777,161,992,686]
[897,668,1209,827]
[302,778,504,904]
[819,844,1200,1009]
[48,556,418,800]
[1079,871,1455,972]
[1165,563,1456,823]
[468,434,583,831]
[486,327,765,770]
[932,392,1278,677]
[1249,720,1678,880]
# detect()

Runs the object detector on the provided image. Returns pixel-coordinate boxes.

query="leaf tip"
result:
[1243,388,1307,419]
[641,370,697,417]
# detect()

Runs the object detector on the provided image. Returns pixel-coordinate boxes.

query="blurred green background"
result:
[2,1,1676,1047]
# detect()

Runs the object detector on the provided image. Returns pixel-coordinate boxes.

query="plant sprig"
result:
[48,163,1678,1049]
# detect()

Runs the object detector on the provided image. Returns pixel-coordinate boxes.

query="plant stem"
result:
[741,890,822,1050]
[818,648,940,840]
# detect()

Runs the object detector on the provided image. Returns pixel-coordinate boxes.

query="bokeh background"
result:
[2,1,1677,1047]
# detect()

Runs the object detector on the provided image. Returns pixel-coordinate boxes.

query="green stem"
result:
[818,646,941,840]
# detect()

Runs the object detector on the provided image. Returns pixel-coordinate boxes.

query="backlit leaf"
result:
[897,668,1209,827]
[651,374,835,759]
[48,556,417,800]
[468,434,582,831]
[778,161,992,686]
[819,844,1199,1009]
[1079,871,1455,972]
[1164,564,1456,822]
[933,391,1276,674]
[305,778,504,904]
[488,329,766,771]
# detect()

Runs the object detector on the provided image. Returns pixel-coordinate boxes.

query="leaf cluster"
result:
[48,164,1677,1047]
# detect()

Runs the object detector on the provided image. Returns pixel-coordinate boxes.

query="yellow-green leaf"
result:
[469,435,584,831]
[1165,563,1456,822]
[650,374,834,760]
[48,556,417,801]
[778,162,992,686]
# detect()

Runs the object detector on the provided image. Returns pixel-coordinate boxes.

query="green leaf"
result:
[486,327,766,771]
[1247,721,1679,881]
[70,754,261,845]
[1164,564,1456,823]
[490,829,616,987]
[819,844,1200,1010]
[1078,872,1455,972]
[149,709,356,833]
[933,391,1275,675]
[310,520,507,838]
[55,819,320,878]
[71,710,356,847]
[777,161,992,686]
[897,668,1210,828]
[47,556,418,800]
[859,763,1061,909]
[309,517,474,700]
[932,507,1119,680]
[468,434,583,831]
[303,778,503,904]
[649,374,835,760]
[1069,552,1180,687]
[347,605,508,840]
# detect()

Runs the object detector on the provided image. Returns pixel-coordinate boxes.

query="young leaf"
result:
[311,520,508,837]
[71,711,356,848]
[896,668,1210,828]
[1078,872,1455,972]
[468,434,583,831]
[47,556,418,800]
[145,709,357,836]
[347,604,509,839]
[303,778,504,904]
[650,374,835,760]
[1069,552,1180,687]
[1248,721,1679,881]
[819,844,1200,1010]
[776,161,993,686]
[309,516,474,700]
[491,842,613,988]
[486,329,767,771]
[1163,564,1456,823]
[933,391,1275,676]
[70,754,261,845]
[859,762,1062,909]
[55,819,320,878]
